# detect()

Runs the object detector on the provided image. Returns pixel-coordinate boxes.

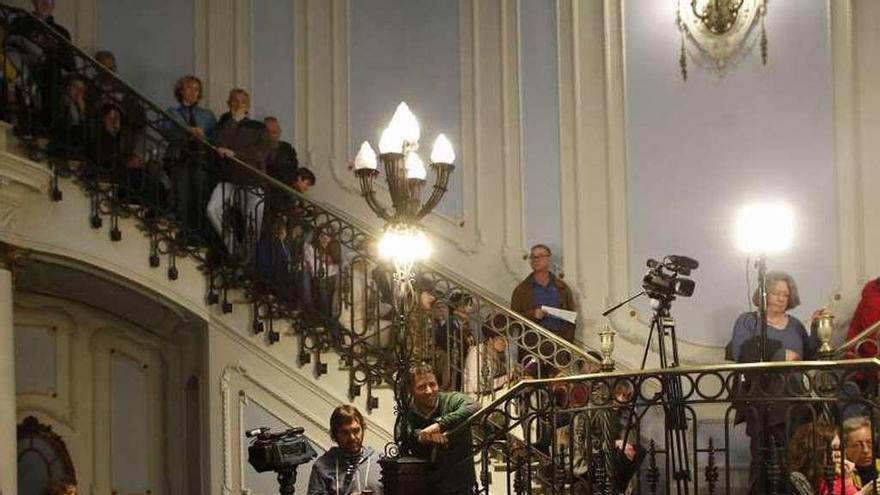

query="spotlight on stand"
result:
[735,202,794,361]
[352,102,456,457]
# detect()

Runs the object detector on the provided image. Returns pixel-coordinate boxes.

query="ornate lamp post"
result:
[352,102,456,461]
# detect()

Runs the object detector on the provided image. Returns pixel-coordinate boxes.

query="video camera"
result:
[642,255,698,300]
[245,426,317,473]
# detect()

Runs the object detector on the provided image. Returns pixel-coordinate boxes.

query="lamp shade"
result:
[354,141,378,170]
[404,151,427,180]
[388,101,420,146]
[430,133,455,164]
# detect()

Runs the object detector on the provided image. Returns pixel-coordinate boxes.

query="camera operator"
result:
[307,405,382,495]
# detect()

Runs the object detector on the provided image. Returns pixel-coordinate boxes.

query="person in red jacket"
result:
[846,278,880,358]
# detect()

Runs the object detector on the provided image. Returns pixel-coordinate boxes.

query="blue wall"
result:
[349,0,462,218]
[624,0,836,346]
[252,1,295,141]
[98,0,194,108]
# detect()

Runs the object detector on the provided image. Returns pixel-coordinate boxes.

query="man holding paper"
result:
[511,244,577,342]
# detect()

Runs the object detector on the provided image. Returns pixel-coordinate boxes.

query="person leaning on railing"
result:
[206,88,270,259]
[402,362,479,495]
[162,74,217,239]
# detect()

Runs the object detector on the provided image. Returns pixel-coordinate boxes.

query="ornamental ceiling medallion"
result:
[676,0,768,80]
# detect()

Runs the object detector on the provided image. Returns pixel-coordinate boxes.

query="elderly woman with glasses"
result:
[728,271,821,494]
[728,270,817,363]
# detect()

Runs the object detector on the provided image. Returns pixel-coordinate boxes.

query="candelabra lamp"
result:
[354,102,455,283]
[352,103,456,465]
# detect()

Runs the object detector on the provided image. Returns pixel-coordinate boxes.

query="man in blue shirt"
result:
[510,244,576,342]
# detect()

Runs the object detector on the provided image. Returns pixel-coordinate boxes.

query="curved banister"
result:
[0,1,599,413]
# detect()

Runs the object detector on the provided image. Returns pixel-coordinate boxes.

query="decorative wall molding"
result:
[0,137,52,232]
[209,315,394,440]
[90,327,167,495]
[499,0,527,281]
[14,304,77,428]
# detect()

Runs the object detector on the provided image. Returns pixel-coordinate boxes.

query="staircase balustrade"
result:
[0,2,599,417]
[448,358,880,494]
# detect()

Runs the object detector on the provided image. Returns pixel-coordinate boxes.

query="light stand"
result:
[755,255,769,361]
[735,203,794,362]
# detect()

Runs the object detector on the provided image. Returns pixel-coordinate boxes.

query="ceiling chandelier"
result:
[677,0,768,80]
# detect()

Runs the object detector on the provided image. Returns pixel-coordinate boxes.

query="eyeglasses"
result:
[769,291,790,299]
[528,254,550,260]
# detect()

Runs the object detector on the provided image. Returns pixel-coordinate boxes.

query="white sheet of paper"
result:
[541,305,578,324]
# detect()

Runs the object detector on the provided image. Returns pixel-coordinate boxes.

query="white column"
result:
[0,266,16,494]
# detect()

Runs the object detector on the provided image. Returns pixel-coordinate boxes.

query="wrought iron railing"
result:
[448,358,880,494]
[0,2,600,413]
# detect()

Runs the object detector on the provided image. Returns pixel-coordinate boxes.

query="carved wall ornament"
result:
[0,241,28,272]
[676,0,768,80]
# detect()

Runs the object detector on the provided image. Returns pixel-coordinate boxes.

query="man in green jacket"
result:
[404,363,479,494]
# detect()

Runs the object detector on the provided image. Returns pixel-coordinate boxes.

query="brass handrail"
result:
[446,357,880,437]
[833,318,880,357]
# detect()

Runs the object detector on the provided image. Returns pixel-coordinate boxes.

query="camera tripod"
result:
[606,293,692,494]
[276,467,298,495]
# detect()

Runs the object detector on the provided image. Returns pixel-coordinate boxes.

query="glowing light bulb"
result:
[388,101,420,146]
[404,151,427,180]
[378,125,404,154]
[353,141,378,170]
[735,203,794,254]
[430,134,455,164]
[378,225,432,265]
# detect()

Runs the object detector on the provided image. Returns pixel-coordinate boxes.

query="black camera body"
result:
[246,426,317,473]
[643,255,698,301]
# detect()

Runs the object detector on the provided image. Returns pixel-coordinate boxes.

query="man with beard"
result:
[404,362,479,494]
[308,405,383,494]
